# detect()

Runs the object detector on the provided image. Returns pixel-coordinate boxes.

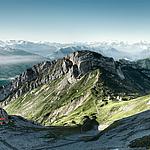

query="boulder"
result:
[0,108,9,125]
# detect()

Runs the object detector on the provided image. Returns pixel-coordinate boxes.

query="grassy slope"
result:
[4,69,150,127]
[5,69,99,125]
[56,92,150,126]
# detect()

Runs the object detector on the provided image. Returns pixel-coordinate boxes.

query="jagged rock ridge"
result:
[1,50,150,106]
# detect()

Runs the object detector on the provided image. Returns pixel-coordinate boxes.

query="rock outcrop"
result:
[0,51,117,103]
[88,110,150,149]
[0,108,9,124]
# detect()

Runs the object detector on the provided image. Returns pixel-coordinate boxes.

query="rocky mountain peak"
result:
[63,50,120,78]
[1,50,150,106]
[0,51,119,104]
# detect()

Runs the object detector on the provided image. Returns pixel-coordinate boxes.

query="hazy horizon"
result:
[0,39,150,44]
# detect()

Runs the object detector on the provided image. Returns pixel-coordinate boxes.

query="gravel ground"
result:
[0,111,149,150]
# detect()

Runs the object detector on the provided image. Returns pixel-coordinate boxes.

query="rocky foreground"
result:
[0,110,149,150]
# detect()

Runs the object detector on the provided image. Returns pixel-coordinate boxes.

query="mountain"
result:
[48,46,79,59]
[119,57,150,78]
[0,50,150,125]
[2,40,150,60]
[0,47,48,86]
[50,46,130,61]
[4,40,61,57]
[135,57,150,69]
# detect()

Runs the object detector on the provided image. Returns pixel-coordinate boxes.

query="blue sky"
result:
[0,0,150,42]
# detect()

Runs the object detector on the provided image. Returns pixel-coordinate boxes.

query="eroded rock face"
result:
[0,51,121,103]
[0,60,64,104]
[119,58,150,78]
[66,51,117,76]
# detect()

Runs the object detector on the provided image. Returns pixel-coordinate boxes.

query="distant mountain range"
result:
[1,40,150,86]
[1,40,150,60]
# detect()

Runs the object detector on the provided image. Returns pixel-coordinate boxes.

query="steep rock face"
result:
[66,51,117,76]
[136,58,150,69]
[0,51,119,103]
[0,60,64,103]
[134,59,150,78]
[119,58,150,78]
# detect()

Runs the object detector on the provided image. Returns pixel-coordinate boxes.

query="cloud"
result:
[0,55,42,65]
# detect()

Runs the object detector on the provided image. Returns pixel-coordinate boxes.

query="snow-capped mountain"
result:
[1,40,150,60]
[0,40,61,57]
